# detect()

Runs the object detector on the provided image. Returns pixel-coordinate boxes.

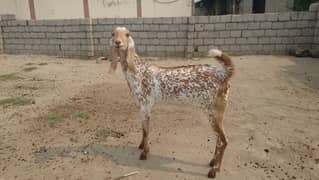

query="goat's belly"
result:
[156,70,218,101]
[159,86,216,106]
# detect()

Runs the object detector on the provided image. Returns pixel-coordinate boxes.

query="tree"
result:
[294,0,318,11]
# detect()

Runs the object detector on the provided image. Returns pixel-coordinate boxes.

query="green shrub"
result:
[294,0,318,11]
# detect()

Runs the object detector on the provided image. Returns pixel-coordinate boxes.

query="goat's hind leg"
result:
[208,91,229,178]
[138,112,150,160]
[209,136,221,167]
[208,124,228,178]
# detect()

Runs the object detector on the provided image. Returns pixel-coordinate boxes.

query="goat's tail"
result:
[207,49,234,80]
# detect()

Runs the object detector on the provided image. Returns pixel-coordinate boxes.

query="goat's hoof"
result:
[209,159,216,167]
[207,170,216,178]
[138,144,144,149]
[139,152,148,160]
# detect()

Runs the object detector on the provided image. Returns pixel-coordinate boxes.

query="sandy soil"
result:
[0,54,318,180]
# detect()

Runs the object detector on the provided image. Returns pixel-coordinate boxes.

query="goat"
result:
[108,27,234,178]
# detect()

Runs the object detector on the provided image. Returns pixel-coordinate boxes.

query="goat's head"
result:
[110,27,134,51]
[108,27,136,74]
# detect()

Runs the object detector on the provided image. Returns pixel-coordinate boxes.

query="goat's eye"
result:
[126,33,129,37]
[111,33,114,36]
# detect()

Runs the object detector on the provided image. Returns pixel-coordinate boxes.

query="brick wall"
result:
[0,28,3,53]
[314,16,319,49]
[311,3,319,50]
[92,17,189,57]
[0,15,15,53]
[1,18,92,58]
[0,4,319,58]
[190,12,316,56]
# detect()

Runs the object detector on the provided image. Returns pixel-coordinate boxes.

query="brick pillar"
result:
[0,22,3,53]
[0,14,16,54]
[309,3,319,49]
[186,16,195,58]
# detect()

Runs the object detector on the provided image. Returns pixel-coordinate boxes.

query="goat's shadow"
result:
[34,143,207,177]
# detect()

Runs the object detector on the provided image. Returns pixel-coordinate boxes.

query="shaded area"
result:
[294,0,318,11]
[253,0,265,13]
[282,57,319,89]
[195,0,241,15]
[34,144,207,177]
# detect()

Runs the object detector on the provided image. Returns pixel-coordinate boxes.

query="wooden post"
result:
[137,0,142,17]
[83,0,90,18]
[28,0,36,20]
[192,0,195,16]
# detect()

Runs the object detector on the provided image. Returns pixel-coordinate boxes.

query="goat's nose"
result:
[115,40,121,45]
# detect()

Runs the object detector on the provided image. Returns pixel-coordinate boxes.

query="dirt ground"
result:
[0,54,318,180]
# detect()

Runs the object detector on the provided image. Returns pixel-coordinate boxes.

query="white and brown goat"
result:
[108,27,234,178]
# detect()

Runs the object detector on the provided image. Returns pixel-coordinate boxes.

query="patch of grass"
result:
[15,84,39,90]
[46,112,65,128]
[42,105,86,128]
[42,105,72,127]
[42,105,91,128]
[75,112,90,120]
[25,62,36,66]
[38,62,48,66]
[0,97,33,106]
[23,67,38,72]
[0,73,23,81]
[95,129,124,139]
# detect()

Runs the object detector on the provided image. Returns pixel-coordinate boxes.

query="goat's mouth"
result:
[114,45,124,49]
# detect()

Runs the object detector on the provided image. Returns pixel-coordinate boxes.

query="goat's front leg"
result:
[138,112,150,160]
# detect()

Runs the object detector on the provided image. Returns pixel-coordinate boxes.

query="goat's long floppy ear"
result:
[108,47,119,74]
[126,36,137,74]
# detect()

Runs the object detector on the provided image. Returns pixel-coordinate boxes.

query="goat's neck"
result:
[119,47,139,74]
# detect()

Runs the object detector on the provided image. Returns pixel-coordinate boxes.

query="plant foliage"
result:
[294,0,318,11]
